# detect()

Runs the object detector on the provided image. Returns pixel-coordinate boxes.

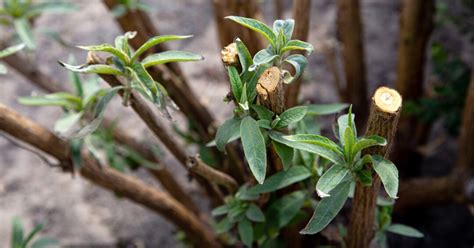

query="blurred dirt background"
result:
[0,0,473,247]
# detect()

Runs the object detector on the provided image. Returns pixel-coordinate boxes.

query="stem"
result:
[336,0,367,127]
[187,156,239,194]
[0,104,221,248]
[392,0,434,176]
[347,87,402,248]
[284,0,312,107]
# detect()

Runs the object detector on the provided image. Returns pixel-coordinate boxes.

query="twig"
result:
[187,156,238,194]
[284,0,312,107]
[0,104,221,248]
[348,87,402,248]
[336,0,368,127]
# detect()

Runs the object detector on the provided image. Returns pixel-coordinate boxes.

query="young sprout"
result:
[226,16,314,84]
[0,43,25,74]
[58,32,203,117]
[10,216,59,248]
[0,0,77,49]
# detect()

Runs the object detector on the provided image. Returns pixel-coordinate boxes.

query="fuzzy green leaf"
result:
[272,141,293,170]
[274,106,307,128]
[278,133,344,159]
[23,224,44,247]
[226,16,276,47]
[337,113,356,145]
[281,39,314,54]
[249,166,311,194]
[241,117,267,184]
[266,191,306,229]
[238,219,253,247]
[235,38,253,74]
[141,50,203,68]
[273,19,295,41]
[0,43,25,58]
[215,116,241,151]
[352,135,387,157]
[132,35,192,62]
[250,48,278,71]
[11,217,23,248]
[18,93,82,110]
[316,163,351,198]
[59,61,123,75]
[300,180,351,234]
[54,112,82,135]
[245,204,265,222]
[14,18,35,49]
[0,63,7,74]
[282,54,307,84]
[77,44,130,64]
[211,205,230,216]
[228,66,243,100]
[386,224,424,238]
[372,155,399,199]
[30,237,59,248]
[251,104,274,121]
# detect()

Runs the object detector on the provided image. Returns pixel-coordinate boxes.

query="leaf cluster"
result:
[11,217,59,248]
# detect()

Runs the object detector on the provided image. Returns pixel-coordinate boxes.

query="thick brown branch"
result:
[392,0,435,174]
[457,69,474,171]
[336,0,367,126]
[187,156,238,194]
[348,87,402,248]
[257,67,285,115]
[285,0,312,107]
[0,104,221,248]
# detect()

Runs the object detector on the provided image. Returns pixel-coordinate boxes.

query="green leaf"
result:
[245,204,265,222]
[77,44,130,64]
[270,131,343,165]
[343,127,355,162]
[250,48,278,71]
[352,135,387,157]
[371,155,399,199]
[114,31,136,57]
[273,19,294,42]
[353,154,372,172]
[257,119,271,129]
[215,116,241,151]
[25,2,77,18]
[251,104,274,120]
[281,39,314,54]
[130,62,158,94]
[0,63,6,74]
[272,141,293,170]
[215,218,233,234]
[356,169,372,186]
[110,4,127,17]
[282,54,307,84]
[226,16,277,47]
[18,93,82,110]
[266,191,305,228]
[211,205,230,216]
[278,133,344,158]
[141,50,203,68]
[241,117,267,184]
[228,66,243,100]
[249,166,311,194]
[0,43,25,58]
[235,38,253,74]
[132,35,192,62]
[300,180,351,234]
[386,224,424,238]
[58,61,123,75]
[30,237,60,248]
[238,219,253,247]
[306,103,349,115]
[54,112,82,135]
[11,217,23,248]
[337,113,356,145]
[23,224,44,247]
[274,106,307,128]
[14,18,35,49]
[316,163,351,197]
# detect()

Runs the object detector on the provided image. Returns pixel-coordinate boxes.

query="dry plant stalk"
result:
[348,87,402,248]
[0,104,221,248]
[336,0,367,126]
[187,156,238,194]
[392,0,435,173]
[285,0,312,107]
[257,66,285,115]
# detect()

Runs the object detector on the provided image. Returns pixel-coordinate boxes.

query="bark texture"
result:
[348,87,402,248]
[336,0,367,126]
[257,66,285,114]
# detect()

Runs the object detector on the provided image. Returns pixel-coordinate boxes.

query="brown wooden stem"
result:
[0,104,221,248]
[336,0,367,127]
[348,87,402,248]
[187,156,238,194]
[392,0,435,175]
[285,0,312,107]
[257,67,285,115]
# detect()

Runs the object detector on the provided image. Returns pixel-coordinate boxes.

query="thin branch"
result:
[348,87,402,248]
[0,104,221,248]
[187,155,239,194]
